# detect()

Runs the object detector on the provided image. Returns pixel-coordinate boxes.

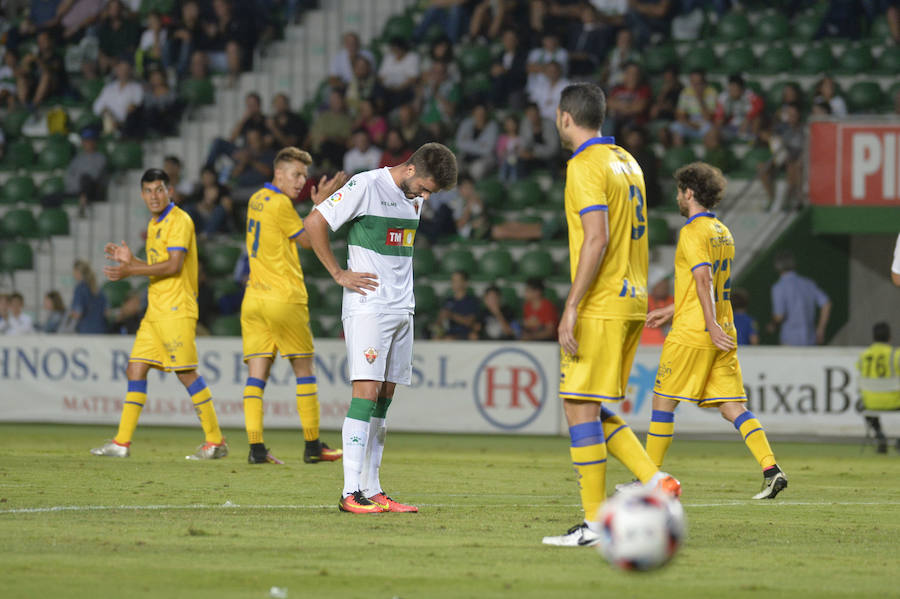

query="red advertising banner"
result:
[809,120,900,206]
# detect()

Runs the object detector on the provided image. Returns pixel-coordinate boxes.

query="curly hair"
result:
[674,162,726,210]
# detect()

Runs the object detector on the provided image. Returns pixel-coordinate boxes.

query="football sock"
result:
[363,396,392,497]
[733,410,776,470]
[243,377,266,444]
[342,397,374,497]
[601,407,658,483]
[187,376,223,444]
[569,421,607,527]
[114,379,147,445]
[296,376,320,442]
[646,409,675,468]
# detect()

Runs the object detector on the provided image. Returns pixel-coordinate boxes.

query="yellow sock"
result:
[733,410,776,469]
[187,376,223,444]
[601,407,658,483]
[296,376,320,442]
[646,409,675,468]
[114,380,147,445]
[243,377,265,444]
[569,421,607,523]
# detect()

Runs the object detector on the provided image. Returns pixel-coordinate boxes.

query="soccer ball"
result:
[596,488,686,571]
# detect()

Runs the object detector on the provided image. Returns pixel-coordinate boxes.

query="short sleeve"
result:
[771,282,785,319]
[567,158,607,216]
[680,227,711,273]
[812,283,830,308]
[166,213,192,253]
[71,284,86,314]
[313,174,369,231]
[891,233,900,274]
[278,197,305,240]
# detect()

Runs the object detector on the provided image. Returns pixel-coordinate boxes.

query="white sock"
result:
[341,417,369,497]
[362,417,387,497]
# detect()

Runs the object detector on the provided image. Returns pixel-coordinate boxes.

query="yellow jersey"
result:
[244,182,309,304]
[564,137,648,320]
[857,342,900,410]
[144,203,198,321]
[667,212,736,349]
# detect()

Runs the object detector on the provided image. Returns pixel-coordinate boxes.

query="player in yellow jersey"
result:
[644,162,788,499]
[543,83,679,548]
[90,169,227,460]
[241,147,347,464]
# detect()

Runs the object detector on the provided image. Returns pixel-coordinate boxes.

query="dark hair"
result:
[728,74,745,88]
[774,251,795,272]
[673,162,726,210]
[46,290,65,312]
[689,68,706,77]
[559,83,606,131]
[141,168,170,186]
[453,270,469,281]
[525,278,545,293]
[730,287,749,310]
[10,292,23,303]
[246,92,261,104]
[163,155,181,167]
[407,142,458,191]
[485,285,501,296]
[874,322,891,343]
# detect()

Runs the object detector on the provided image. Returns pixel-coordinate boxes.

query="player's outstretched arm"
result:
[692,264,735,352]
[304,210,378,295]
[646,303,675,328]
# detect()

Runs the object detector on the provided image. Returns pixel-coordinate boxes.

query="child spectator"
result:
[479,285,518,341]
[5,292,34,335]
[41,291,69,334]
[521,278,558,341]
[731,288,759,346]
[436,271,481,340]
[496,114,522,183]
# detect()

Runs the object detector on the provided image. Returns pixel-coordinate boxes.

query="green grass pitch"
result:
[0,424,898,599]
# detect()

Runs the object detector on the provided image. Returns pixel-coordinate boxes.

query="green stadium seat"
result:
[755,45,794,74]
[211,315,241,336]
[36,137,74,170]
[847,81,884,113]
[647,217,670,246]
[462,73,491,97]
[547,180,565,207]
[661,146,697,178]
[682,45,717,73]
[475,177,504,210]
[328,319,344,339]
[413,247,436,275]
[1,139,34,170]
[102,280,132,309]
[3,110,29,138]
[478,248,514,280]
[704,146,737,174]
[39,176,65,198]
[884,82,900,111]
[309,316,325,337]
[322,284,343,312]
[413,283,439,314]
[714,45,756,74]
[1,175,35,204]
[714,12,750,41]
[755,13,789,41]
[507,179,542,209]
[1,241,33,270]
[796,45,834,74]
[140,0,175,19]
[305,283,321,310]
[734,145,772,178]
[516,249,554,280]
[499,286,521,315]
[641,44,678,74]
[76,79,105,106]
[869,15,891,40]
[874,46,900,75]
[107,140,143,170]
[1,209,38,238]
[205,245,241,276]
[72,111,102,133]
[836,45,873,74]
[333,246,349,269]
[457,44,492,75]
[298,248,327,277]
[439,248,476,276]
[37,208,70,236]
[179,78,215,107]
[793,13,821,40]
[382,14,414,40]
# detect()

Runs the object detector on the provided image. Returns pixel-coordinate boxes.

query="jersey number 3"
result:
[629,185,646,240]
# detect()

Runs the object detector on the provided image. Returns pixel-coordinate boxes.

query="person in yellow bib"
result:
[858,322,900,454]
[91,169,227,460]
[241,147,347,465]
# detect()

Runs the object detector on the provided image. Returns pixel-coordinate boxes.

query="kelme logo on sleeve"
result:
[386,228,415,247]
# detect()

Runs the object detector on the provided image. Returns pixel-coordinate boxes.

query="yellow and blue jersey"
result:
[245,182,309,304]
[144,203,198,321]
[564,137,648,320]
[857,342,900,410]
[667,212,736,349]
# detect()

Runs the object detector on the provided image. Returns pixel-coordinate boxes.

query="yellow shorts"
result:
[130,317,198,372]
[559,317,643,402]
[241,295,314,362]
[653,340,746,406]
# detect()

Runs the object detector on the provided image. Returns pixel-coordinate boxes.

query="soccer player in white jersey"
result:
[304,143,458,513]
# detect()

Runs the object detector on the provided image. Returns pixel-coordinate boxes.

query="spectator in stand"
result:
[811,99,832,118]
[778,81,804,111]
[204,92,266,172]
[308,89,354,169]
[669,68,717,146]
[63,127,107,216]
[813,75,847,117]
[187,166,233,237]
[15,30,67,109]
[702,126,736,174]
[378,128,413,167]
[418,186,458,244]
[264,92,308,150]
[165,0,203,77]
[521,278,558,341]
[345,54,377,113]
[328,32,374,88]
[759,102,805,211]
[731,287,759,346]
[566,4,612,77]
[421,36,460,82]
[58,0,106,41]
[162,155,194,206]
[343,129,382,174]
[353,98,387,146]
[0,293,8,334]
[640,273,673,345]
[231,127,275,190]
[452,175,491,240]
[455,103,499,179]
[437,271,481,340]
[40,291,68,334]
[489,29,528,109]
[396,102,431,148]
[70,260,108,334]
[419,60,460,138]
[496,114,522,183]
[5,292,34,335]
[203,0,255,85]
[714,74,764,142]
[468,0,523,41]
[529,60,570,121]
[137,10,168,75]
[0,51,18,110]
[377,37,421,112]
[605,61,651,138]
[621,126,661,208]
[142,67,181,136]
[479,285,518,340]
[626,0,674,46]
[649,63,682,128]
[518,101,560,172]
[601,28,639,87]
[92,58,144,137]
[96,0,140,74]
[413,0,474,44]
[526,32,569,93]
[767,251,831,346]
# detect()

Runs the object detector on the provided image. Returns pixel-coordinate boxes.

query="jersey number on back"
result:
[711,258,731,302]
[248,218,261,258]
[629,185,646,240]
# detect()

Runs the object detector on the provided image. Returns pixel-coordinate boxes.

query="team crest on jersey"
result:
[364,347,378,364]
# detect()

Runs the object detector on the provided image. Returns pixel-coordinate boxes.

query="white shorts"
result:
[343,313,413,385]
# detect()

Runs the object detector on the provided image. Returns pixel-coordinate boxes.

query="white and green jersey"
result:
[314,167,422,318]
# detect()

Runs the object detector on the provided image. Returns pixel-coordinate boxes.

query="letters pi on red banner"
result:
[809,119,900,206]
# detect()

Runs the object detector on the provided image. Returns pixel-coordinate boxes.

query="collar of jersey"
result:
[684,211,715,225]
[155,202,175,223]
[263,182,285,196]
[569,136,615,161]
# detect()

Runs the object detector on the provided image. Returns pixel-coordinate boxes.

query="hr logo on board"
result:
[473,348,546,430]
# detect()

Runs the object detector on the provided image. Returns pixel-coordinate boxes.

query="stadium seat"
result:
[714,12,750,41]
[516,249,554,280]
[308,316,325,338]
[1,140,34,170]
[734,145,772,178]
[641,44,677,74]
[796,45,834,74]
[180,78,215,107]
[1,241,33,271]
[475,177,505,210]
[1,209,38,239]
[36,137,74,171]
[885,82,900,111]
[793,12,821,40]
[765,80,800,110]
[661,147,696,178]
[305,283,321,309]
[107,140,143,170]
[869,15,892,40]
[478,248,514,280]
[211,315,241,336]
[704,146,737,174]
[72,111,101,133]
[507,179,542,209]
[298,248,327,277]
[499,286,520,315]
[457,44,492,75]
[439,248,476,276]
[102,280,132,309]
[837,45,874,75]
[3,110,29,138]
[328,319,344,338]
[139,0,175,18]
[547,180,565,207]
[874,46,900,75]
[847,81,884,113]
[37,208,70,236]
[462,73,491,98]
[682,44,717,73]
[413,247,436,275]
[647,217,670,246]
[755,45,794,74]
[333,246,349,269]
[714,45,756,74]
[413,283,439,314]
[39,176,66,199]
[205,245,241,276]
[322,284,343,311]
[382,14,414,41]
[755,13,789,41]
[1,175,35,204]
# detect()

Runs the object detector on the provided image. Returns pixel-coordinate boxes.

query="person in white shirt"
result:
[5,292,35,335]
[328,32,375,88]
[343,129,383,174]
[92,59,144,136]
[303,143,458,514]
[455,103,499,179]
[528,61,570,121]
[377,37,421,111]
[526,33,569,92]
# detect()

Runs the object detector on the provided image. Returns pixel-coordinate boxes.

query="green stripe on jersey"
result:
[348,214,419,257]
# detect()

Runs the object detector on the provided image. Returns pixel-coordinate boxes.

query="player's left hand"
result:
[311,172,349,204]
[105,240,133,264]
[708,323,736,352]
[558,305,579,357]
